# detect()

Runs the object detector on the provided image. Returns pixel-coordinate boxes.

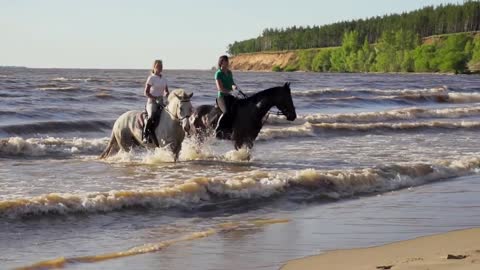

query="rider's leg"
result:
[143,100,157,143]
[215,95,234,139]
[149,101,163,146]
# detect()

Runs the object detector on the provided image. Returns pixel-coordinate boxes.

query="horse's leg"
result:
[117,129,136,152]
[234,139,243,150]
[171,143,181,162]
[99,132,120,159]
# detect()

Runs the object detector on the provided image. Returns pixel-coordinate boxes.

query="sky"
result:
[0,0,462,69]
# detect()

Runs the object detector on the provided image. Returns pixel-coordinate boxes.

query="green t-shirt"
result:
[215,69,234,97]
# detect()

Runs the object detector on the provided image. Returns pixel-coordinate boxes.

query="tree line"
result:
[227,1,480,55]
[276,31,480,74]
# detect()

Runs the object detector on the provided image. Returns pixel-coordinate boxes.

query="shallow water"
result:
[1,69,480,269]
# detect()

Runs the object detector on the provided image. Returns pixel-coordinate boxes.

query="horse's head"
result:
[168,89,194,133]
[276,82,296,121]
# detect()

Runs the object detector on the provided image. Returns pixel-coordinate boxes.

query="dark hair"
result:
[218,55,229,68]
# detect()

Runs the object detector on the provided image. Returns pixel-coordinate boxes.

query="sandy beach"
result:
[281,228,480,270]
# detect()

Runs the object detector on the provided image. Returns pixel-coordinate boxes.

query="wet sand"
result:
[281,228,480,270]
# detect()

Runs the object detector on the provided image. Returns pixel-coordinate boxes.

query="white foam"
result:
[0,137,47,156]
[51,77,90,82]
[448,93,480,103]
[143,147,176,164]
[293,88,346,96]
[0,136,108,157]
[292,86,448,97]
[179,138,215,161]
[39,86,78,91]
[312,121,480,131]
[258,123,315,140]
[224,147,251,161]
[269,106,480,125]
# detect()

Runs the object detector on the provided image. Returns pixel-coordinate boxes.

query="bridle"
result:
[263,107,289,124]
[163,97,192,121]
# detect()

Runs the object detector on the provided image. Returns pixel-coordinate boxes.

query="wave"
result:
[293,87,480,105]
[0,109,19,116]
[259,120,480,139]
[311,121,480,133]
[94,92,113,99]
[0,137,108,157]
[0,120,476,158]
[292,86,448,97]
[2,157,479,218]
[448,92,480,103]
[39,86,82,91]
[258,123,316,140]
[16,219,288,270]
[50,77,106,83]
[267,106,480,125]
[0,119,113,135]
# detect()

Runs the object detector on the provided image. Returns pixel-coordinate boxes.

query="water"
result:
[1,69,480,269]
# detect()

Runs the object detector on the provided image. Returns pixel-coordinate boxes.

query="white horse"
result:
[100,89,193,161]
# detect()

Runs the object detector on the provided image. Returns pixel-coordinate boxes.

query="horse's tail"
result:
[99,131,119,159]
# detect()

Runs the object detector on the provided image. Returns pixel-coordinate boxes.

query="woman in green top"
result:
[215,55,238,139]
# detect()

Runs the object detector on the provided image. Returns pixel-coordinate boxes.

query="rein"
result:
[163,98,191,121]
[269,110,285,116]
[237,92,285,116]
[237,92,287,125]
[262,110,285,125]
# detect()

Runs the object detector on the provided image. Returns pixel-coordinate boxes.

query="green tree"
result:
[374,31,398,72]
[356,38,375,72]
[414,44,437,72]
[435,34,470,73]
[311,49,332,72]
[298,50,316,71]
[330,48,347,72]
[400,50,415,72]
[467,36,480,72]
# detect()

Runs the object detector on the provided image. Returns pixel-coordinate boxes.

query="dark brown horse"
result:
[189,82,296,149]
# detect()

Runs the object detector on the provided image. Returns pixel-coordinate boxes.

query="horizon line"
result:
[0,66,216,71]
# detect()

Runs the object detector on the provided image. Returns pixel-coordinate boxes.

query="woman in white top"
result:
[143,60,169,143]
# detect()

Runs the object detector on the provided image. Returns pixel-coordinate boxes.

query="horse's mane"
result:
[168,88,188,103]
[239,85,288,105]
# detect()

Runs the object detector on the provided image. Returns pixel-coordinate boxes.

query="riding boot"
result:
[215,113,232,140]
[143,118,154,144]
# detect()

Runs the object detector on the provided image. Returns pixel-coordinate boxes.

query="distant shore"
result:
[231,68,466,76]
[281,227,480,270]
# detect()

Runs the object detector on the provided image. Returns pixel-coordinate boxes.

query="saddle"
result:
[137,103,164,146]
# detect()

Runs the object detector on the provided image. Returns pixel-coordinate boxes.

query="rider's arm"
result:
[164,84,169,97]
[231,71,237,90]
[216,79,227,93]
[144,84,155,99]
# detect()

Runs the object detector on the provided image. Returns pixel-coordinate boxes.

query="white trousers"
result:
[146,97,164,118]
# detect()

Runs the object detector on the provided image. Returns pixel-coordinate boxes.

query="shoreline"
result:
[280,227,480,270]
[231,69,480,75]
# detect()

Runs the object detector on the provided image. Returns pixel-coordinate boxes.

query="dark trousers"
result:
[216,94,236,132]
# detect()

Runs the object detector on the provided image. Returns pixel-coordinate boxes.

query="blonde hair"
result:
[151,59,163,74]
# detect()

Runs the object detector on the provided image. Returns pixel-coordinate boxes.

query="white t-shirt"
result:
[146,74,168,97]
